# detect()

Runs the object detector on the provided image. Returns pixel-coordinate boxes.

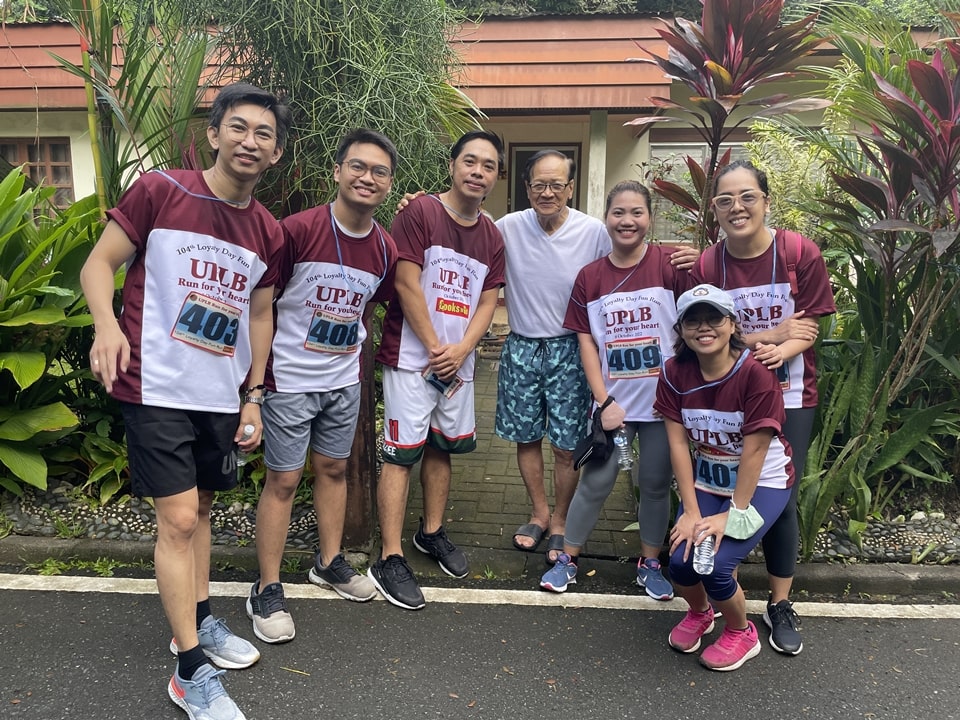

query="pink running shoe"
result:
[700,621,762,671]
[668,606,716,653]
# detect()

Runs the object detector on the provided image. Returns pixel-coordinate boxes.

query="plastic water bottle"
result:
[693,534,716,575]
[236,424,256,467]
[613,427,633,471]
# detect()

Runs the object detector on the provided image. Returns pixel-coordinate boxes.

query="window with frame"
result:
[645,142,750,245]
[507,144,581,213]
[0,138,75,208]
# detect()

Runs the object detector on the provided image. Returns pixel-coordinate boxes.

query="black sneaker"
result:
[367,554,425,610]
[763,596,803,655]
[412,517,469,578]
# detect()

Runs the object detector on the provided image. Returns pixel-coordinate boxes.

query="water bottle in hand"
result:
[236,424,256,467]
[613,427,633,471]
[693,533,715,575]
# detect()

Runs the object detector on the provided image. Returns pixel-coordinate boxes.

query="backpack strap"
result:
[777,229,803,297]
[697,240,724,286]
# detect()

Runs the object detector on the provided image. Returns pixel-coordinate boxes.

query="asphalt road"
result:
[3,575,959,720]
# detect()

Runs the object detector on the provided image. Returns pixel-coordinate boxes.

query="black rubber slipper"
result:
[544,534,565,565]
[512,523,546,552]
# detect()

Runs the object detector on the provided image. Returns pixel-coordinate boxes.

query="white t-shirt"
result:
[495,207,610,338]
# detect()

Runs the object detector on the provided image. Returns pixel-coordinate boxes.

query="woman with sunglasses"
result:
[539,180,693,597]
[655,283,794,672]
[694,160,835,656]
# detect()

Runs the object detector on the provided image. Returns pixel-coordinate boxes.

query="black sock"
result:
[196,599,212,630]
[177,645,209,681]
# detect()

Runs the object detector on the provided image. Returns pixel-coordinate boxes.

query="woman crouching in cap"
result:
[653,283,794,672]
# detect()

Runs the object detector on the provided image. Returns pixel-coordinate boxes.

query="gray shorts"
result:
[261,385,361,470]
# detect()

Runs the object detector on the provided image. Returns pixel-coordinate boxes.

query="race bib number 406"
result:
[606,337,662,380]
[172,293,240,356]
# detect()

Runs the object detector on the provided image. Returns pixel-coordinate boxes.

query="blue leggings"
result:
[668,485,791,602]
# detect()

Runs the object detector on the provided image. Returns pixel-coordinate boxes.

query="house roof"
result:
[452,16,671,113]
[0,23,87,108]
[0,17,674,114]
[8,16,933,116]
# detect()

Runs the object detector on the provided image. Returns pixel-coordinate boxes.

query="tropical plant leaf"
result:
[867,403,957,479]
[0,307,68,327]
[0,441,47,490]
[0,402,80,441]
[0,351,46,390]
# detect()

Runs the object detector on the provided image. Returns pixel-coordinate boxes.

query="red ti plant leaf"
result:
[627,0,826,246]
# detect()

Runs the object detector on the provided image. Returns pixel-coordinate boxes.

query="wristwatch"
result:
[244,394,264,406]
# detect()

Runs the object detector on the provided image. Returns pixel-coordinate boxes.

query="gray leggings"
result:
[565,421,672,552]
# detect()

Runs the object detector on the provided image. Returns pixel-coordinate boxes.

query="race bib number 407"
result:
[606,337,662,380]
[172,293,241,356]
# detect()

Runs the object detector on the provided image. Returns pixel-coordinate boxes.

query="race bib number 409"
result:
[172,293,240,356]
[606,337,662,380]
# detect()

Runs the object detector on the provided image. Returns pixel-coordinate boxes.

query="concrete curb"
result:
[3,535,958,600]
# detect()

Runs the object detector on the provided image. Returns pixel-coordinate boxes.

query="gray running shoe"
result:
[168,663,247,720]
[308,553,377,602]
[246,581,295,644]
[169,616,260,670]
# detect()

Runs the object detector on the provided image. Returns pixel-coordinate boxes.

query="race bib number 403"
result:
[606,337,662,380]
[172,293,241,356]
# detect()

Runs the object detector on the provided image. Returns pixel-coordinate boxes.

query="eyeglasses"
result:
[528,181,571,195]
[680,314,730,330]
[344,158,392,181]
[222,122,276,146]
[711,191,767,211]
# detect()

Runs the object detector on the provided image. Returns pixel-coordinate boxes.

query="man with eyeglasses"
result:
[496,151,698,565]
[81,82,291,720]
[248,129,399,640]
[493,150,612,564]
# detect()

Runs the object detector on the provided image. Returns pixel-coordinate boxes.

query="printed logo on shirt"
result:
[436,298,469,318]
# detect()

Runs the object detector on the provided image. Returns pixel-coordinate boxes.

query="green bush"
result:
[0,168,102,495]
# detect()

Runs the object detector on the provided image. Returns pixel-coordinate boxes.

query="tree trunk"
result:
[343,335,377,549]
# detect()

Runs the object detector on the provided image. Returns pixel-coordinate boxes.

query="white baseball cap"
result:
[676,284,737,322]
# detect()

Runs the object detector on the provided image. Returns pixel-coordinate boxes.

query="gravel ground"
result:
[3,479,959,567]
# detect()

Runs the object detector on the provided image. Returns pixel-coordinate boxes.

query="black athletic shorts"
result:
[121,403,240,498]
